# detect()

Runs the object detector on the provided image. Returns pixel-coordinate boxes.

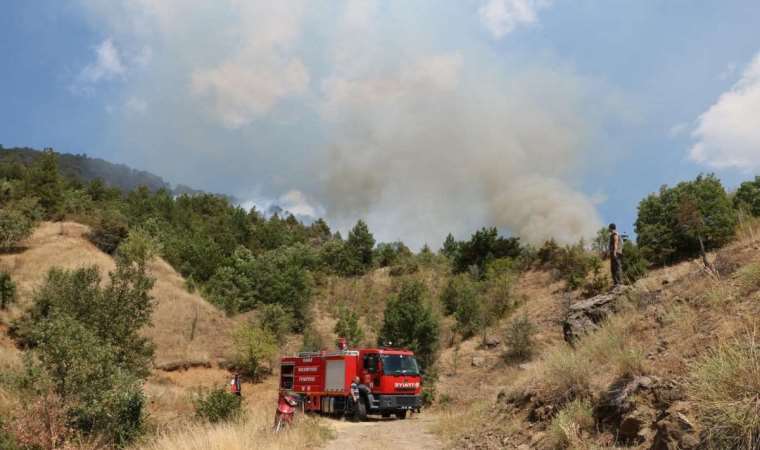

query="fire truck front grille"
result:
[375,395,422,410]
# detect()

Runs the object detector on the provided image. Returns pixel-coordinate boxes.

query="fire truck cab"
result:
[280,344,423,420]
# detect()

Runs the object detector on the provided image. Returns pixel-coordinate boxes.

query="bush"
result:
[0,271,16,310]
[378,280,440,369]
[194,387,242,424]
[440,275,471,316]
[735,263,760,295]
[231,324,277,382]
[454,284,482,339]
[88,209,129,254]
[504,314,537,361]
[581,257,609,298]
[687,332,760,450]
[334,307,364,347]
[554,244,595,291]
[0,207,34,250]
[547,398,595,449]
[622,240,648,284]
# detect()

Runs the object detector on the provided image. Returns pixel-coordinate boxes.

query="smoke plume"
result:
[75,0,612,248]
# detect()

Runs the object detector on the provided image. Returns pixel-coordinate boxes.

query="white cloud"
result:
[279,190,321,218]
[689,52,760,171]
[478,0,552,39]
[78,38,126,83]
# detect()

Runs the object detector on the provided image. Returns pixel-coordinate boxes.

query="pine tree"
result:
[346,219,375,275]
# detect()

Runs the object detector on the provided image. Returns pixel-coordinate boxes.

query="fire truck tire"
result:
[394,410,407,420]
[354,397,368,421]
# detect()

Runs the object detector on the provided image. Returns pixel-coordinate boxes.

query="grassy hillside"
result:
[431,223,760,449]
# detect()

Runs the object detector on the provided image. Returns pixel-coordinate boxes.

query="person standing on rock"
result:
[608,223,623,286]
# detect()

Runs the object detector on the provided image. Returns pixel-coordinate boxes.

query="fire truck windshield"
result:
[381,354,419,376]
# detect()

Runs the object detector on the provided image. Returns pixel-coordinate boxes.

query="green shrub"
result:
[0,207,34,250]
[454,284,482,339]
[622,240,648,284]
[88,209,129,254]
[581,257,610,298]
[334,307,364,347]
[0,271,16,310]
[554,244,595,291]
[231,324,277,382]
[504,314,537,361]
[688,332,760,450]
[194,387,242,424]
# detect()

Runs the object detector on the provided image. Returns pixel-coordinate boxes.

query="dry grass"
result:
[547,398,595,449]
[135,415,333,450]
[687,328,760,450]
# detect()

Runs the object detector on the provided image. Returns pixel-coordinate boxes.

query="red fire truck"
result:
[279,340,423,420]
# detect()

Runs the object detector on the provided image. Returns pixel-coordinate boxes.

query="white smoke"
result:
[75,0,613,248]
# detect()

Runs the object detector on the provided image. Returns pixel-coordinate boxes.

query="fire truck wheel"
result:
[353,397,368,422]
[394,410,407,420]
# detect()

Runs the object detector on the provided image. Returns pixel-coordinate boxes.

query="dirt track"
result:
[322,412,443,450]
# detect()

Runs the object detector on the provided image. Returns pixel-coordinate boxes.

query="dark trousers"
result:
[611,254,623,285]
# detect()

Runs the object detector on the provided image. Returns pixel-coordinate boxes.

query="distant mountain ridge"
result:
[0,146,171,192]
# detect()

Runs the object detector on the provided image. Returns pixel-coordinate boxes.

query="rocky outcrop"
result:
[562,286,629,344]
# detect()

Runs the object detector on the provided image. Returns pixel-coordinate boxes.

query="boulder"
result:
[562,286,629,344]
[483,335,501,348]
[650,402,700,450]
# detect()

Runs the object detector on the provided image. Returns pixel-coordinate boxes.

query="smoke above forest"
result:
[75,0,626,248]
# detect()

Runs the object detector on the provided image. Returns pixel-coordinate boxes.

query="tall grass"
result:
[134,413,333,450]
[536,314,646,406]
[547,398,595,449]
[687,329,760,450]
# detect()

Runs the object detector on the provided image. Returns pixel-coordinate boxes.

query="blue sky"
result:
[1,1,759,248]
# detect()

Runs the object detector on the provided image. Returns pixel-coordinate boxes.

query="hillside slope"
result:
[0,222,234,368]
[432,235,760,449]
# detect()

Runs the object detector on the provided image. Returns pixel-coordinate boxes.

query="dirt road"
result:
[322,413,443,450]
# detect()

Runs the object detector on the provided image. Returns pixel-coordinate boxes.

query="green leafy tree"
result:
[257,303,294,345]
[13,241,155,446]
[334,308,364,347]
[345,220,375,275]
[24,149,63,218]
[454,228,521,276]
[733,176,760,216]
[591,227,611,256]
[635,174,736,265]
[0,271,16,310]
[378,280,440,369]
